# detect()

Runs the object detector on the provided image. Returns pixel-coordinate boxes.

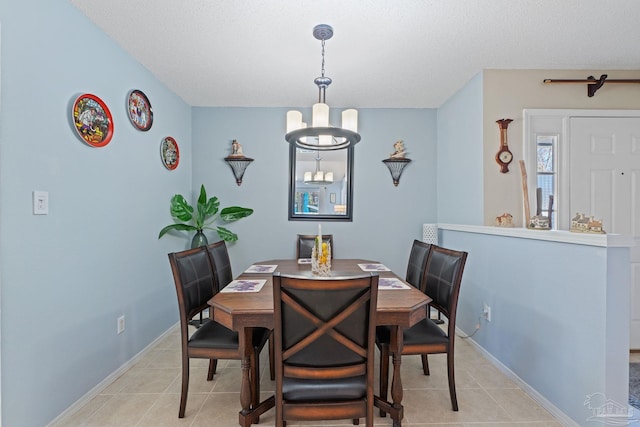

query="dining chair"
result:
[206,240,275,383]
[377,245,468,412]
[168,246,271,418]
[296,233,334,259]
[272,271,379,427]
[375,239,431,412]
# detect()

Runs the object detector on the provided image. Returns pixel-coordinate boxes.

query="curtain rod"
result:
[543,74,640,97]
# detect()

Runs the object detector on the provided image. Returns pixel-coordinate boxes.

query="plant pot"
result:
[191,230,208,248]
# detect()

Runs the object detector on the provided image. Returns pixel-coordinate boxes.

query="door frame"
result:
[523,108,640,231]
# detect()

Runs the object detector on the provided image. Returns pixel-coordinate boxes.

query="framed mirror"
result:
[288,144,353,221]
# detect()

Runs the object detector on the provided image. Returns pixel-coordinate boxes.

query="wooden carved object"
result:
[496,119,514,173]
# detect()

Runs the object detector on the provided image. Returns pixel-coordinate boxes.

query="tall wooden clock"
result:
[495,119,514,173]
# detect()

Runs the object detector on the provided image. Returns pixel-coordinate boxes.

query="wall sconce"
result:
[224,139,254,186]
[382,140,411,186]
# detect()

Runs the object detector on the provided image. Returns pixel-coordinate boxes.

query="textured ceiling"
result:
[69,0,640,108]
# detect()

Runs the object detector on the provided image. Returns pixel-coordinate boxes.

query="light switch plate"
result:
[33,191,49,215]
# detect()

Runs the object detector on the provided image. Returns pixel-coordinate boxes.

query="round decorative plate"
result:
[72,93,114,147]
[127,89,153,131]
[161,136,179,170]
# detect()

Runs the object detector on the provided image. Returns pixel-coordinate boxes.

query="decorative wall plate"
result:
[127,89,153,131]
[72,93,114,147]
[161,136,179,170]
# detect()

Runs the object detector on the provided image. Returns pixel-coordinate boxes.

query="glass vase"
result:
[311,241,331,276]
[191,230,208,248]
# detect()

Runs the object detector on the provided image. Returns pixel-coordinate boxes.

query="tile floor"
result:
[52,324,563,427]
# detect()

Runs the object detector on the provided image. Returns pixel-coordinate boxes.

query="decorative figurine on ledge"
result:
[230,139,244,157]
[390,140,406,158]
[495,213,513,227]
[570,213,605,234]
[528,215,550,230]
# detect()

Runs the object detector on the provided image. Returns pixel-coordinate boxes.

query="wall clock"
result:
[495,119,513,173]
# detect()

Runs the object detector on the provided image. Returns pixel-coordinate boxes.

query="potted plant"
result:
[158,184,253,247]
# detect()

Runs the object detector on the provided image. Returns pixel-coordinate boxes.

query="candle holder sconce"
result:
[382,140,411,186]
[224,139,254,186]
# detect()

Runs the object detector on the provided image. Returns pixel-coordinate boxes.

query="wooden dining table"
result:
[209,259,431,427]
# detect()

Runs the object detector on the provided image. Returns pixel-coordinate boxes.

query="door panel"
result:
[570,117,640,348]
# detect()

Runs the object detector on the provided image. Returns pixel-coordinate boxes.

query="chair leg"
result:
[378,343,389,417]
[207,359,217,381]
[269,332,275,381]
[179,356,189,418]
[421,354,430,375]
[447,350,458,411]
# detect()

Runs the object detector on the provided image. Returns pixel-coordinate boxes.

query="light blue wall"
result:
[191,107,438,275]
[436,72,483,224]
[0,2,191,425]
[441,228,629,425]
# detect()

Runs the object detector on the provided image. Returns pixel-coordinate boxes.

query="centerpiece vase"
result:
[311,241,331,276]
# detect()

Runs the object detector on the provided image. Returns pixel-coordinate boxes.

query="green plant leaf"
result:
[170,194,194,222]
[158,223,198,238]
[203,196,220,217]
[220,206,253,222]
[216,226,238,242]
[195,185,207,228]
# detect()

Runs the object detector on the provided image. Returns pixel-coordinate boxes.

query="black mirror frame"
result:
[288,144,354,222]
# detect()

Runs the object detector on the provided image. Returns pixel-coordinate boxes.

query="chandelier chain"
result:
[320,38,326,78]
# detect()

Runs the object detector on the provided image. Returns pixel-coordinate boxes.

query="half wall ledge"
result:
[437,223,635,248]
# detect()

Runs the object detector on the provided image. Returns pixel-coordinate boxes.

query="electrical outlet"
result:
[483,304,491,322]
[117,315,125,334]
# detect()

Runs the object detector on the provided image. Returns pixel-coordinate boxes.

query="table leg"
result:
[238,328,253,427]
[237,327,275,426]
[374,325,405,426]
[390,325,404,427]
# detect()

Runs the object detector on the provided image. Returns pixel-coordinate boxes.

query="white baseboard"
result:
[47,323,179,426]
[458,326,579,427]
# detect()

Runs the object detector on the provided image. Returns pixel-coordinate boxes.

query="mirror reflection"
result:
[289,146,353,221]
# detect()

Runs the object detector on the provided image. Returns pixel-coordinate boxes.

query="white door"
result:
[570,117,640,348]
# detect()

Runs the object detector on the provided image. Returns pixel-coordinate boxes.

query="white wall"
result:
[191,107,438,275]
[0,2,191,425]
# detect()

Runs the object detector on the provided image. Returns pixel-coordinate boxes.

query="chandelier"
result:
[304,152,333,185]
[286,24,361,151]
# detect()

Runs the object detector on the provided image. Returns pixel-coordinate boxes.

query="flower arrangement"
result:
[311,224,331,276]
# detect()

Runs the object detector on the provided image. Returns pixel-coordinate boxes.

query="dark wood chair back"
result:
[206,240,233,292]
[422,245,468,323]
[296,234,334,259]
[169,246,215,326]
[405,240,432,288]
[273,272,378,426]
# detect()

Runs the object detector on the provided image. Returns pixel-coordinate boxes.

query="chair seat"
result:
[189,320,270,350]
[376,318,448,347]
[283,375,366,402]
